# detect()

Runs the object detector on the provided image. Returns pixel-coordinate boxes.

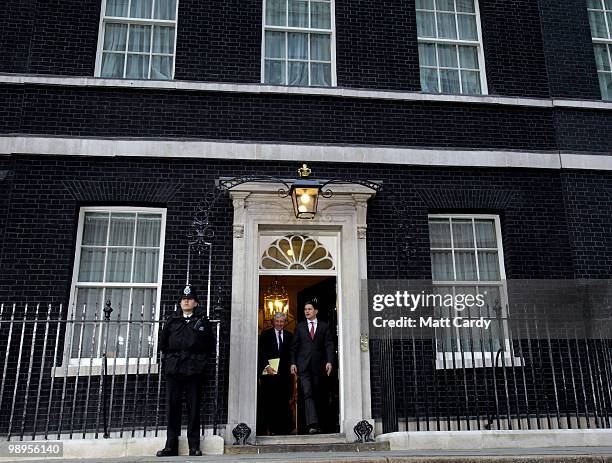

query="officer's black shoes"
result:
[156,447,178,457]
[189,448,202,456]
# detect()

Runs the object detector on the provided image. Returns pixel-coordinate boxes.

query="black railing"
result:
[376,304,612,433]
[0,303,221,441]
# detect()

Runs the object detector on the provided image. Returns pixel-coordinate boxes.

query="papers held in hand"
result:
[262,358,280,375]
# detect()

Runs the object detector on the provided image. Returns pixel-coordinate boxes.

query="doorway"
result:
[256,275,340,435]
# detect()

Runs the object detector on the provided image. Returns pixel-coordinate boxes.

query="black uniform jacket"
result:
[290,319,334,375]
[159,306,215,376]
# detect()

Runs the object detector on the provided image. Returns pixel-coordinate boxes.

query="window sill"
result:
[435,353,524,369]
[52,363,159,377]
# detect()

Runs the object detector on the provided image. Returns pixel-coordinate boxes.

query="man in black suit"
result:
[290,300,334,434]
[258,312,294,435]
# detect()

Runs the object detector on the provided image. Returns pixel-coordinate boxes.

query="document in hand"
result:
[262,357,280,375]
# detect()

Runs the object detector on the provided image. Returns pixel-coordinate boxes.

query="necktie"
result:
[277,330,282,352]
[309,321,315,339]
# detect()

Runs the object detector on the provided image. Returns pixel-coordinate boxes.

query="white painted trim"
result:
[4,74,612,109]
[377,429,612,451]
[0,136,567,168]
[3,136,612,171]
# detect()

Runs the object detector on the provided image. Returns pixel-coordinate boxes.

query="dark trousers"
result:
[260,374,292,434]
[299,370,324,428]
[165,375,202,449]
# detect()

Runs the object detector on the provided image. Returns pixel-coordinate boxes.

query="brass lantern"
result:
[263,277,289,321]
[290,164,321,219]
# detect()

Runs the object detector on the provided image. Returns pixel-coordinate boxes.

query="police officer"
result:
[156,285,215,457]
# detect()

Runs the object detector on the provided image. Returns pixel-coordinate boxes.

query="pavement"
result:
[6,447,612,463]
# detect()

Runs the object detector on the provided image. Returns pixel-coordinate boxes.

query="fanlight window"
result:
[261,234,334,270]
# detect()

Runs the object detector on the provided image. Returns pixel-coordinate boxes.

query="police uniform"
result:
[157,285,215,457]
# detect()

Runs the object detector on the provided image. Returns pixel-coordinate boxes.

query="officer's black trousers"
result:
[165,374,202,449]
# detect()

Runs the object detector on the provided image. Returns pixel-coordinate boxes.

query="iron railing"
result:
[0,303,221,441]
[376,303,612,433]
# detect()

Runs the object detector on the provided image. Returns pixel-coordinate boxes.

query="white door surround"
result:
[225,182,377,441]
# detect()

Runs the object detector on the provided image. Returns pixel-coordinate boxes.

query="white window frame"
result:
[59,206,166,376]
[428,213,520,368]
[94,0,179,80]
[587,0,612,100]
[416,0,488,95]
[261,0,337,87]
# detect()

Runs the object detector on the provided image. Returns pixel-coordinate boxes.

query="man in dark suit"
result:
[290,300,334,434]
[258,312,294,435]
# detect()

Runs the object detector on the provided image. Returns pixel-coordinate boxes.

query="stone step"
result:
[256,433,346,445]
[224,441,390,455]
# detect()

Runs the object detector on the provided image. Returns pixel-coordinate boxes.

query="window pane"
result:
[136,214,162,246]
[131,288,157,356]
[106,0,129,16]
[128,25,151,52]
[288,32,308,59]
[126,54,150,78]
[474,220,497,247]
[101,53,125,78]
[266,0,287,26]
[311,63,331,86]
[289,0,309,27]
[106,248,133,282]
[459,45,478,69]
[600,72,612,100]
[587,0,602,8]
[607,0,612,9]
[589,10,608,38]
[109,213,135,246]
[440,68,460,92]
[608,12,612,37]
[429,220,451,247]
[436,0,455,12]
[417,11,436,37]
[461,70,481,94]
[288,61,308,85]
[452,219,473,248]
[438,44,458,67]
[153,0,176,20]
[458,14,478,40]
[456,0,475,13]
[431,251,454,280]
[265,31,285,58]
[311,2,331,29]
[455,251,477,280]
[416,0,434,9]
[78,249,106,282]
[420,67,439,92]
[478,251,500,280]
[437,13,458,39]
[105,288,132,358]
[134,249,159,283]
[72,288,104,358]
[419,43,437,66]
[130,0,153,18]
[151,56,173,79]
[103,23,128,51]
[265,60,286,84]
[311,34,331,60]
[83,212,109,245]
[153,26,174,53]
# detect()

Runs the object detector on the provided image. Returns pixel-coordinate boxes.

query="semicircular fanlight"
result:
[260,234,335,270]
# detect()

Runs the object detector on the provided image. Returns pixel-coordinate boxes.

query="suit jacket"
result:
[258,328,293,377]
[290,319,334,375]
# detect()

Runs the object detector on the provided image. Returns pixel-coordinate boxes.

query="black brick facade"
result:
[537,0,602,100]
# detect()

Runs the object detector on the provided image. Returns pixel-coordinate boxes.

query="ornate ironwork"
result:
[231,422,252,445]
[353,420,375,443]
